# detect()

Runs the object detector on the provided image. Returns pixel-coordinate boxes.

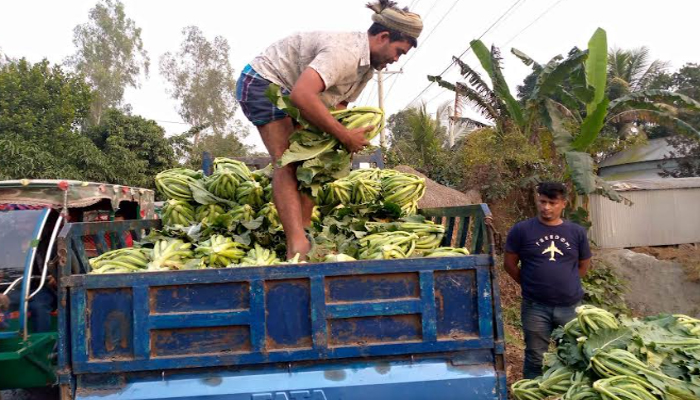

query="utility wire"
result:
[503,0,567,47]
[384,0,461,101]
[402,0,527,110]
[419,0,443,22]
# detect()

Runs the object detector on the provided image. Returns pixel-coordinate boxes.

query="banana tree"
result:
[428,41,526,135]
[539,29,700,204]
[429,28,700,207]
[538,28,625,203]
[427,33,617,202]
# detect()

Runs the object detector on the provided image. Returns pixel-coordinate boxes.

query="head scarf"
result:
[367,0,423,40]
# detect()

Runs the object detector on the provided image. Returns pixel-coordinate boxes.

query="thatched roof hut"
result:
[393,165,481,208]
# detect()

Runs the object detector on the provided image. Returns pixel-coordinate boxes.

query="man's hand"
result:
[339,125,372,153]
[578,258,591,278]
[291,68,369,148]
[503,252,521,284]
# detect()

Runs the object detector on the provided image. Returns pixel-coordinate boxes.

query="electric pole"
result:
[449,89,462,148]
[375,69,402,149]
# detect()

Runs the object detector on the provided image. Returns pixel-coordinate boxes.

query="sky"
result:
[1,0,699,152]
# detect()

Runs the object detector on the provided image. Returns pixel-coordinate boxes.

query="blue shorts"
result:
[236,65,290,126]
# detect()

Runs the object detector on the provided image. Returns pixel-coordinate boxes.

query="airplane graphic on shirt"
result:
[542,241,563,261]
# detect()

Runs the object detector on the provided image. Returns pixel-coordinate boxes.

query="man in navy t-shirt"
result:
[504,182,591,379]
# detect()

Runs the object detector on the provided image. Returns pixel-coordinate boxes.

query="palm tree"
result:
[400,103,443,170]
[434,100,476,147]
[608,47,669,99]
[607,47,671,138]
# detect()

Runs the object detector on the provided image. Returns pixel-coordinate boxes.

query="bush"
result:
[582,261,629,314]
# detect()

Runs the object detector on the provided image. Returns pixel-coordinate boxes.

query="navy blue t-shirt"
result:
[505,218,591,307]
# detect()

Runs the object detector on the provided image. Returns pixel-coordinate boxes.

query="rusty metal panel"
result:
[325,272,420,302]
[328,314,423,346]
[87,288,134,362]
[68,257,495,374]
[149,282,250,314]
[265,279,313,351]
[434,270,479,340]
[151,326,251,357]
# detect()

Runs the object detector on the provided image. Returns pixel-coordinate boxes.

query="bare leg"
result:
[301,194,315,227]
[257,118,311,259]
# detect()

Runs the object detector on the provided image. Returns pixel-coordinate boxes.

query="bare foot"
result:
[287,238,311,261]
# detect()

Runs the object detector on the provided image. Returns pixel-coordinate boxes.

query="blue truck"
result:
[41,204,506,399]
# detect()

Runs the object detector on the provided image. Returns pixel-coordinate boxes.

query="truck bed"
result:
[57,205,507,399]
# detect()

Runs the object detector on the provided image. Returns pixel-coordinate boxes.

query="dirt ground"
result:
[495,261,525,392]
[594,247,700,317]
[629,243,700,282]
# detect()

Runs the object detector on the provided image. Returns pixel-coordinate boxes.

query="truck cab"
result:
[0,179,155,392]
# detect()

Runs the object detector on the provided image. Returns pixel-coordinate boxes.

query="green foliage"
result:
[659,135,700,178]
[385,105,459,186]
[582,262,629,315]
[607,46,669,100]
[672,63,700,100]
[586,28,608,114]
[401,104,442,168]
[418,29,698,229]
[159,26,238,142]
[0,58,112,181]
[429,42,525,134]
[546,308,700,398]
[647,63,700,140]
[0,58,177,188]
[470,41,525,129]
[0,58,91,138]
[564,206,592,230]
[459,127,556,202]
[68,0,149,125]
[84,108,177,187]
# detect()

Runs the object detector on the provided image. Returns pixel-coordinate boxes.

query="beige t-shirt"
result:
[250,31,374,107]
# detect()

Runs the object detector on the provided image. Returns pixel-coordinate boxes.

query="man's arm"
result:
[503,252,521,284]
[578,258,591,278]
[289,68,370,152]
[578,226,592,278]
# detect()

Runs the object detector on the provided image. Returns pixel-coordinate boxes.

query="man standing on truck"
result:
[503,182,591,379]
[236,0,422,259]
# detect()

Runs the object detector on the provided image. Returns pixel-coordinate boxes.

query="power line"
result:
[419,0,443,22]
[485,0,529,38]
[425,88,451,106]
[384,0,461,101]
[503,0,567,47]
[402,0,528,110]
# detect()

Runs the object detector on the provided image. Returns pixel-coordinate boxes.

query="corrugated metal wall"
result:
[588,188,700,248]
